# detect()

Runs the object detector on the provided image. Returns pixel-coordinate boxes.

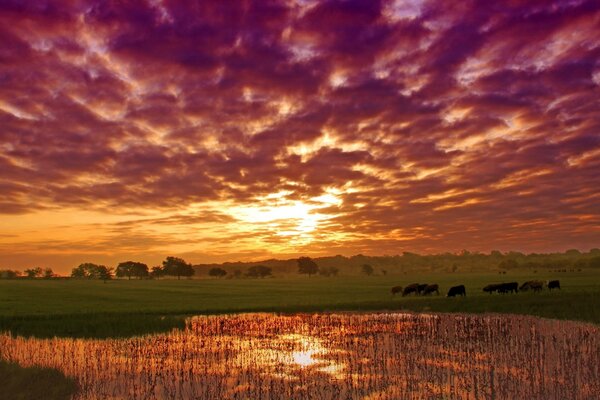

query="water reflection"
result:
[1,313,599,399]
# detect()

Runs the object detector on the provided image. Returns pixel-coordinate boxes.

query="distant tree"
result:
[24,267,42,278]
[71,263,110,280]
[208,267,227,278]
[589,256,600,269]
[490,250,503,257]
[150,266,164,279]
[381,269,387,276]
[97,265,114,283]
[116,261,149,280]
[0,269,21,279]
[361,264,374,276]
[233,269,242,278]
[318,266,339,277]
[498,259,519,270]
[162,257,194,280]
[298,257,319,277]
[43,268,54,279]
[246,265,272,278]
[565,249,581,256]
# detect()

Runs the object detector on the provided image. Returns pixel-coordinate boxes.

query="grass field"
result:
[0,270,598,338]
[0,360,78,400]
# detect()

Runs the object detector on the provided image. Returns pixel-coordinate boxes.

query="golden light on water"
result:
[1,313,599,399]
[292,349,317,367]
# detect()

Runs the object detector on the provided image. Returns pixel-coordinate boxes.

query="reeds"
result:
[1,313,598,399]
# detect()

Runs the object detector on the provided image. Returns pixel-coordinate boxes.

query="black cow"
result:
[498,282,518,293]
[417,283,428,295]
[483,284,501,294]
[520,281,543,292]
[402,283,420,296]
[447,285,466,297]
[423,284,439,295]
[484,282,518,294]
[391,286,403,296]
[548,280,561,290]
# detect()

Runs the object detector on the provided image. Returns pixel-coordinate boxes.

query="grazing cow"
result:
[402,283,420,297]
[548,280,561,290]
[484,282,518,294]
[483,284,501,294]
[423,284,439,295]
[417,283,428,295]
[520,281,544,292]
[447,285,466,297]
[391,286,403,296]
[500,282,519,293]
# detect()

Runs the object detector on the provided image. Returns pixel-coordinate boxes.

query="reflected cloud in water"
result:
[1,313,599,399]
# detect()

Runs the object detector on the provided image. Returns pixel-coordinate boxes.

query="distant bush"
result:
[208,267,227,278]
[246,265,272,278]
[0,269,21,279]
[319,266,339,277]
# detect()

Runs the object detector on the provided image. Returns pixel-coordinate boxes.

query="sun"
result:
[292,349,318,367]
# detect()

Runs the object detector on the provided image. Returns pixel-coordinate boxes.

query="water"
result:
[1,313,599,399]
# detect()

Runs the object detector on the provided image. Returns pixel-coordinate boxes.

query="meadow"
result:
[0,269,598,338]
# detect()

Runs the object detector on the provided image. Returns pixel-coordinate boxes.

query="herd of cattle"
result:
[391,280,561,297]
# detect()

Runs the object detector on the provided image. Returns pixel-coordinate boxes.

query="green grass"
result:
[0,361,77,400]
[0,270,598,338]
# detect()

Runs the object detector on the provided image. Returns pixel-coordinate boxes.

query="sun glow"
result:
[225,189,342,245]
[292,349,318,367]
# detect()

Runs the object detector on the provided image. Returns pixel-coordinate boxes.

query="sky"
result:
[1,0,599,273]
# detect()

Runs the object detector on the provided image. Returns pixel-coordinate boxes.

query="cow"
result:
[447,285,466,297]
[423,284,439,295]
[391,286,403,296]
[402,283,420,296]
[484,282,518,294]
[499,282,519,293]
[520,281,544,292]
[548,280,561,290]
[417,283,428,295]
[483,284,501,294]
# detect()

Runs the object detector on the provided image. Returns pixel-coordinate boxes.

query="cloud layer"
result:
[1,0,599,270]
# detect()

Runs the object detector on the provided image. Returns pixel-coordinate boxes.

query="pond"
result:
[1,313,599,399]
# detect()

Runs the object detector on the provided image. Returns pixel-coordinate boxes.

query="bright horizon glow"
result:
[1,1,599,272]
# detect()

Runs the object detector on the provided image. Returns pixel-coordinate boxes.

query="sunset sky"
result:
[1,0,599,272]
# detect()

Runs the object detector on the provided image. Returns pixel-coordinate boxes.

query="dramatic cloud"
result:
[1,0,599,271]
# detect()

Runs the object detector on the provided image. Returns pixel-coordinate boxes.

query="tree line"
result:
[72,257,195,281]
[2,249,600,280]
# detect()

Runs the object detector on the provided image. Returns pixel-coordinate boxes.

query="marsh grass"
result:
[1,313,598,399]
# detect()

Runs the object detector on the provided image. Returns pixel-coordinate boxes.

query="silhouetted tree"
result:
[150,266,164,279]
[71,263,112,281]
[208,267,227,278]
[298,257,318,277]
[233,269,242,278]
[361,264,374,276]
[97,265,114,283]
[116,261,149,280]
[43,268,54,279]
[24,267,42,278]
[246,265,272,278]
[162,257,194,280]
